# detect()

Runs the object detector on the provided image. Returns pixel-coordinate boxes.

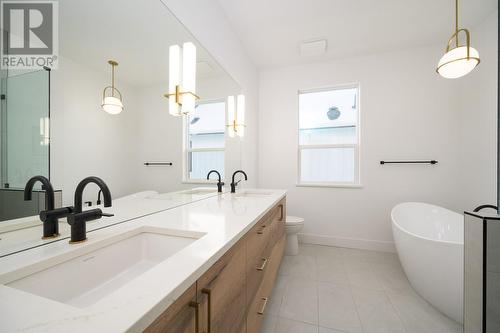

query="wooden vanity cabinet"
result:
[198,237,247,333]
[144,198,286,333]
[144,284,198,333]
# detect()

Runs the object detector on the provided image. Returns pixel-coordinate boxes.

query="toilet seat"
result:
[286,216,304,226]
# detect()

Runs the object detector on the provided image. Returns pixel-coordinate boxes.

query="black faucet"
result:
[67,176,113,243]
[207,170,224,193]
[230,170,248,193]
[24,175,73,239]
[97,189,103,205]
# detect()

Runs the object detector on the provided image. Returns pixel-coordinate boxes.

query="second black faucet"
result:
[230,170,248,193]
[67,176,114,243]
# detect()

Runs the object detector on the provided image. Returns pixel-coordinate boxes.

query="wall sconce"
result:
[101,60,124,114]
[436,0,480,79]
[227,94,245,138]
[164,42,199,116]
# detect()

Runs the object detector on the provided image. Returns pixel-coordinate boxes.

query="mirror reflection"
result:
[0,0,241,256]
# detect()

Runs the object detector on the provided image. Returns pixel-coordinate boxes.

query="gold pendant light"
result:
[436,0,480,79]
[101,60,124,114]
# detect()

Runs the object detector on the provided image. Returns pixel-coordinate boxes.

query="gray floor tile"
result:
[386,288,462,333]
[280,277,319,325]
[318,281,363,332]
[316,256,349,285]
[260,244,463,333]
[261,315,278,333]
[275,317,319,333]
[268,275,289,315]
[351,287,406,333]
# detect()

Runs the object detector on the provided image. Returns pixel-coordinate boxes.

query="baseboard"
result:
[298,233,396,253]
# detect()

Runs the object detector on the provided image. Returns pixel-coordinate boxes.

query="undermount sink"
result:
[235,190,273,198]
[7,226,203,308]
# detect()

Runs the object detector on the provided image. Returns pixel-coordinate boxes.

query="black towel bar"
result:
[380,160,438,165]
[144,162,173,166]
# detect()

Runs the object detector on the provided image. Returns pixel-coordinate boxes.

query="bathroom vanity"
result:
[0,189,286,332]
[147,196,285,333]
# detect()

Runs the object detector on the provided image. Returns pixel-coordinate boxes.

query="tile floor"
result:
[259,244,463,333]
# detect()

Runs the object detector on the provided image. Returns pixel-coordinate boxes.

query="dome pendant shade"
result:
[437,45,480,79]
[102,95,124,115]
[436,0,480,79]
[102,60,124,114]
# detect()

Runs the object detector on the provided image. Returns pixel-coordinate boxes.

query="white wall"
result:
[50,56,141,206]
[258,45,465,251]
[161,0,259,187]
[459,12,498,211]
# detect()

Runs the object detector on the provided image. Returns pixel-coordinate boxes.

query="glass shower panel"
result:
[4,70,49,189]
[487,220,500,332]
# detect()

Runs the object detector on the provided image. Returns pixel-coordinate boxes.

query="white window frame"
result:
[182,99,225,184]
[297,83,361,188]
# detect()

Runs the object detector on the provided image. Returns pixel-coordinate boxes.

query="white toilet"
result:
[285,216,304,255]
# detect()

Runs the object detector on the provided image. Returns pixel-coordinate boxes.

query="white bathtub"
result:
[391,202,464,323]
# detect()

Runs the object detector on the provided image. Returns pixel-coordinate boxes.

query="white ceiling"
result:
[59,0,232,87]
[217,0,498,68]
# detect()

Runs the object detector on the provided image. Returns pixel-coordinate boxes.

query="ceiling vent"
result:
[300,39,327,57]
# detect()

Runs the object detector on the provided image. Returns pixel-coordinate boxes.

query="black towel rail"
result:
[144,162,173,166]
[380,160,438,165]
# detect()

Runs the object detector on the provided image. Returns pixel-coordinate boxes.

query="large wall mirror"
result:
[0,0,241,256]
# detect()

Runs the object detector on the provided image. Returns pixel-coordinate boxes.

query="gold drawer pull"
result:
[189,301,200,333]
[257,297,268,315]
[256,258,268,271]
[201,289,212,333]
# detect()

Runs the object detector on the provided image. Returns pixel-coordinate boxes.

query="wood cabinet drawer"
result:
[144,283,198,333]
[246,222,273,304]
[247,235,286,333]
[198,238,247,333]
[246,199,286,305]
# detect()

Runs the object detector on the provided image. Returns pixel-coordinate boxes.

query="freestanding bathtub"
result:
[391,202,464,323]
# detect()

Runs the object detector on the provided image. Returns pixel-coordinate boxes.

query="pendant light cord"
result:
[455,0,459,47]
[111,64,115,97]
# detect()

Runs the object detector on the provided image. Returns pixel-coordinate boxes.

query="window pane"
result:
[299,88,357,145]
[300,147,355,183]
[189,151,224,180]
[188,101,225,149]
[189,133,225,149]
[300,126,356,145]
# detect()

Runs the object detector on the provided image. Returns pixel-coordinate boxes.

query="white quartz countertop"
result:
[0,188,286,333]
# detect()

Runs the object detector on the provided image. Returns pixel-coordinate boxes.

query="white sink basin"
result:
[235,190,273,198]
[7,227,203,308]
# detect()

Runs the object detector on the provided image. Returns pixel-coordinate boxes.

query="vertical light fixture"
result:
[165,42,199,116]
[39,117,49,146]
[101,60,124,114]
[436,0,480,79]
[227,94,246,137]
